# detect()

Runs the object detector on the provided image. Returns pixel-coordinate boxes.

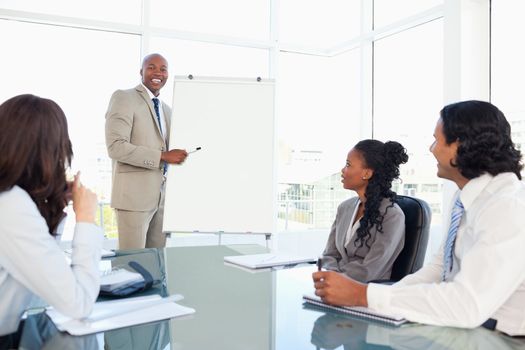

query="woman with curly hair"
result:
[321,139,409,282]
[0,94,103,336]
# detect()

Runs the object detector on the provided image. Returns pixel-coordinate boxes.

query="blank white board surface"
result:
[163,76,275,234]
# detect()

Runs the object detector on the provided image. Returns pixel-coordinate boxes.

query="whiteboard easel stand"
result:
[164,76,275,250]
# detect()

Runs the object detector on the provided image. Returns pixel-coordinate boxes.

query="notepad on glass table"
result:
[303,294,407,327]
[46,294,195,336]
[99,268,144,292]
[224,253,315,269]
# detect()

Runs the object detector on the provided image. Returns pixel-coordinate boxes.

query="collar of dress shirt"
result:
[458,172,493,211]
[141,83,161,101]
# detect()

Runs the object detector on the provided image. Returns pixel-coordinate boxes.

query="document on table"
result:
[224,253,316,269]
[46,294,195,335]
[303,294,407,327]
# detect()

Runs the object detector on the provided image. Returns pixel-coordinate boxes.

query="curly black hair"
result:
[441,100,523,180]
[353,140,408,248]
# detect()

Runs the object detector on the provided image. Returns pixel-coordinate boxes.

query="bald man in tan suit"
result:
[105,53,187,249]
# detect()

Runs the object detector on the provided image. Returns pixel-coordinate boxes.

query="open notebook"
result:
[46,294,195,335]
[224,253,315,269]
[303,294,407,327]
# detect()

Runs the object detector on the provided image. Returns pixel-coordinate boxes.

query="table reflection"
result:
[308,306,525,350]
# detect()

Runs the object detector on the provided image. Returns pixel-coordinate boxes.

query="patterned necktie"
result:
[152,98,163,134]
[442,197,464,281]
[152,98,167,175]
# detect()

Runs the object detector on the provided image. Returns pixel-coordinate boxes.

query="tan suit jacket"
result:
[105,84,171,211]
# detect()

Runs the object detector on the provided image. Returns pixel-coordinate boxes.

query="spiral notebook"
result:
[303,294,407,326]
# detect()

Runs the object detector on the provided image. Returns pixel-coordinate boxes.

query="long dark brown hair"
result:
[0,94,73,234]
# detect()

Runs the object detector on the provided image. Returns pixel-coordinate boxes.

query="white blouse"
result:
[0,186,103,335]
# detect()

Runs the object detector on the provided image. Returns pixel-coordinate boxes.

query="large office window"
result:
[274,0,362,233]
[491,1,525,156]
[276,50,360,231]
[373,19,444,254]
[273,2,447,235]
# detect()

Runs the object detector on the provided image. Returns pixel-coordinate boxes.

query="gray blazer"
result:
[322,197,405,282]
[105,84,171,211]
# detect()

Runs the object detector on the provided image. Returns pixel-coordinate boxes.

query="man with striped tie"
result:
[106,53,187,250]
[313,100,525,336]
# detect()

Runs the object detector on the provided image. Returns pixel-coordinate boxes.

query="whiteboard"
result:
[163,76,275,234]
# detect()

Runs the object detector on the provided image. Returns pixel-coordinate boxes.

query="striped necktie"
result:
[152,98,167,175]
[442,197,464,281]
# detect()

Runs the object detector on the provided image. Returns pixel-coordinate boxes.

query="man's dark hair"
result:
[440,100,523,180]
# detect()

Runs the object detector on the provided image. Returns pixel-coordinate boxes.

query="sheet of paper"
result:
[46,294,195,336]
[224,253,315,269]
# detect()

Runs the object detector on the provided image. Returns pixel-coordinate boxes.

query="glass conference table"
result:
[5,244,525,350]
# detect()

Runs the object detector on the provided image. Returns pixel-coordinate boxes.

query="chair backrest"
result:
[390,195,432,282]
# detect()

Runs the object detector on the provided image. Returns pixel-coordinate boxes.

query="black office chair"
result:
[389,195,432,282]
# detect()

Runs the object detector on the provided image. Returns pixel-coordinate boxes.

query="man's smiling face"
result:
[140,54,168,96]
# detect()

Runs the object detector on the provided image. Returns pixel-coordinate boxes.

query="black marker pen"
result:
[188,147,202,154]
